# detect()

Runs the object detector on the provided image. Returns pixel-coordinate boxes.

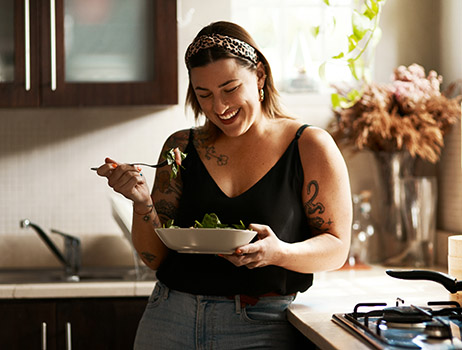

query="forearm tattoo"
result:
[141,252,157,263]
[304,180,333,233]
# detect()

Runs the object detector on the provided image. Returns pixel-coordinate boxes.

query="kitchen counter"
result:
[288,265,451,350]
[0,267,156,299]
[0,280,155,299]
[0,265,453,349]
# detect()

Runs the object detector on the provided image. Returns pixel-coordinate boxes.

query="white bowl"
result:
[154,228,256,254]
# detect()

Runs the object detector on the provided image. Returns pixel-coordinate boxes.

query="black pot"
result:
[386,269,462,294]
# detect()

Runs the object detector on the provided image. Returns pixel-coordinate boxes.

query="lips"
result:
[218,108,240,122]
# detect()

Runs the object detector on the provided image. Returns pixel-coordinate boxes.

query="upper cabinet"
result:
[0,0,177,107]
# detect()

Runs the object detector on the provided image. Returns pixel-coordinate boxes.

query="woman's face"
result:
[189,58,265,137]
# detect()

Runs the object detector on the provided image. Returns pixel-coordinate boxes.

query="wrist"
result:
[133,201,154,216]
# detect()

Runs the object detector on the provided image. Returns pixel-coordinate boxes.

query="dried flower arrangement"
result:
[330,63,461,163]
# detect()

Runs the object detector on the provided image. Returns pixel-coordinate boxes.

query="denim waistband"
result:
[155,281,296,314]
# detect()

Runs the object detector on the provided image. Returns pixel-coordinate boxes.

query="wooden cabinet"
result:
[0,297,147,350]
[0,0,177,107]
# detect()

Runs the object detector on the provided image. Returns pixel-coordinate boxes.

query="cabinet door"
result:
[0,0,40,107]
[40,0,177,106]
[57,297,147,350]
[0,300,57,350]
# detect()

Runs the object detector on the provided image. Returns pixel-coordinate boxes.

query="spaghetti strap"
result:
[295,124,310,140]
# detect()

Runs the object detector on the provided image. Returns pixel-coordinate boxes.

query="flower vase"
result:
[373,151,415,262]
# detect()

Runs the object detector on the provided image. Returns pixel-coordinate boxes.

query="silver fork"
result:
[90,160,168,171]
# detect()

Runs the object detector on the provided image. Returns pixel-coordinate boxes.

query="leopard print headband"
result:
[185,33,259,66]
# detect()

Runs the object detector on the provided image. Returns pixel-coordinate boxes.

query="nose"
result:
[212,95,228,115]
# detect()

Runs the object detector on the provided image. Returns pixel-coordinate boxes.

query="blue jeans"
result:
[134,282,310,349]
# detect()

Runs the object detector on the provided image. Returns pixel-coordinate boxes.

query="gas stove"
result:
[332,298,462,349]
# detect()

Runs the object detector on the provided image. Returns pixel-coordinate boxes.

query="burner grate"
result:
[333,299,462,350]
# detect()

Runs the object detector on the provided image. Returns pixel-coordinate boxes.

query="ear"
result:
[256,62,267,89]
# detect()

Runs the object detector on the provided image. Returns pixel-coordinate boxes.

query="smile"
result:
[218,108,240,120]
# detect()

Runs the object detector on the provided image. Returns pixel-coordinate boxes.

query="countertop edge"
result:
[0,281,156,299]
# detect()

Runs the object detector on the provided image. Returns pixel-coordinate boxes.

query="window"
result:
[231,0,355,94]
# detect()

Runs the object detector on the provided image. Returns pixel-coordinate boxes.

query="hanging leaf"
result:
[311,25,320,38]
[318,62,327,81]
[348,34,358,52]
[352,10,370,42]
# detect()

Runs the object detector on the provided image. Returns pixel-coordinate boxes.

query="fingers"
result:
[95,157,146,194]
[219,224,280,269]
[95,157,118,177]
[221,251,262,269]
[107,165,143,191]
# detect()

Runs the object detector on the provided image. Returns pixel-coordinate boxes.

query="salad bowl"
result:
[154,228,256,254]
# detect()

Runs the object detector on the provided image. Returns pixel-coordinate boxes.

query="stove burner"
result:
[332,299,462,350]
[425,322,451,339]
[382,306,432,323]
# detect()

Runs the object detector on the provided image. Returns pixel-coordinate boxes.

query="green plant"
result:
[319,0,386,109]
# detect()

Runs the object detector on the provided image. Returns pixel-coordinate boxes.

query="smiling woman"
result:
[96,20,351,350]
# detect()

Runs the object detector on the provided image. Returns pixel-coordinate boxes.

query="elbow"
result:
[326,234,351,271]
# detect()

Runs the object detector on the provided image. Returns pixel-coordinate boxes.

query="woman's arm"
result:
[97,129,190,270]
[131,129,190,270]
[288,126,352,272]
[223,127,352,273]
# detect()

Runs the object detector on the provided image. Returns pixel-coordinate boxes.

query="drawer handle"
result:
[50,0,57,91]
[66,322,72,350]
[41,322,47,350]
[24,0,31,91]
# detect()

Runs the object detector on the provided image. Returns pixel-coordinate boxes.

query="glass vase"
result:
[373,151,415,262]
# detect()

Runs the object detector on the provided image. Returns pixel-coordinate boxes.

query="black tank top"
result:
[156,124,314,296]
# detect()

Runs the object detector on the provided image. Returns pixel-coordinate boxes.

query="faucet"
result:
[20,219,81,282]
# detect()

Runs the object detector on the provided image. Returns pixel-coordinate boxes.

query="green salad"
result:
[165,213,248,230]
[163,147,187,179]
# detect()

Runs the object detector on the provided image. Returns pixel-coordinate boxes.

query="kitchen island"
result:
[288,265,451,350]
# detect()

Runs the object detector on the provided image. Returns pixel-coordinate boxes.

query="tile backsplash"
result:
[0,106,193,238]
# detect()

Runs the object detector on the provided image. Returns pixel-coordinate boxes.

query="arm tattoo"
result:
[155,199,178,224]
[304,180,333,233]
[152,214,162,228]
[141,252,157,263]
[154,170,181,199]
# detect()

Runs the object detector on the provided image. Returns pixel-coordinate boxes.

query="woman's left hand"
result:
[220,224,288,269]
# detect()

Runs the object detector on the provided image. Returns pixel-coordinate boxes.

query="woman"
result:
[97,21,352,349]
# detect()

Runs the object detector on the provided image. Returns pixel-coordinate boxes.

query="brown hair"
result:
[185,21,289,123]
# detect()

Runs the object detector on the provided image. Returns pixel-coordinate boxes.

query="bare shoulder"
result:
[298,126,340,157]
[297,125,348,176]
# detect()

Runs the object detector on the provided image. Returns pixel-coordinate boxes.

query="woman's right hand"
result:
[96,157,152,206]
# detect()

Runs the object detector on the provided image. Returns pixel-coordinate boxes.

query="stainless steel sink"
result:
[0,267,151,284]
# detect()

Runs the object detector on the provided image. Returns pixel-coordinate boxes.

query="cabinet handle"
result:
[41,322,47,350]
[24,0,31,91]
[65,322,72,350]
[50,0,57,91]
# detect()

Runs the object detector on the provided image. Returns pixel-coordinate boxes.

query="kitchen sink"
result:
[0,267,150,284]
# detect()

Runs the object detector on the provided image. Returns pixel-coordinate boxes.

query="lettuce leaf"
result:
[164,213,248,230]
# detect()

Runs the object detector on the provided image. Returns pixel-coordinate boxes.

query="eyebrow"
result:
[195,79,239,91]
